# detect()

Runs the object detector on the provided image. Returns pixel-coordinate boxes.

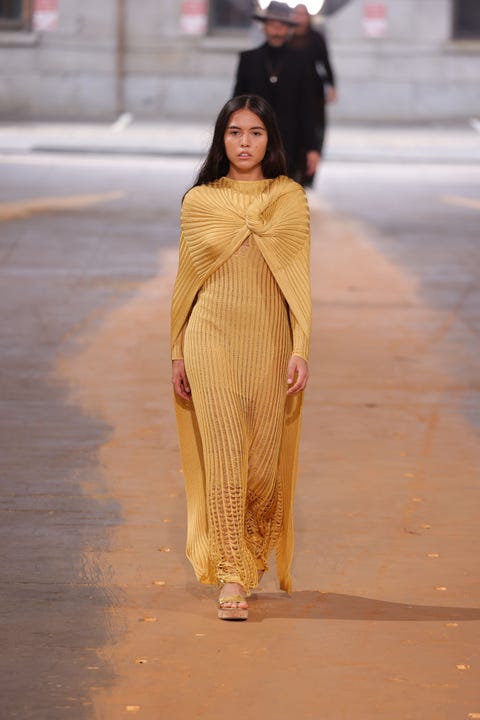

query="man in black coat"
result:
[233,1,319,183]
[290,3,337,186]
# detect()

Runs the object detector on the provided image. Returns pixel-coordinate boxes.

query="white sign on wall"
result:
[180,0,208,35]
[363,2,388,38]
[33,0,58,31]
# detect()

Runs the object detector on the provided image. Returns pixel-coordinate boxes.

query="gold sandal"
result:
[218,594,248,621]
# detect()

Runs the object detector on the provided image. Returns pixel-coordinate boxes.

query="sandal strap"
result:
[218,594,246,605]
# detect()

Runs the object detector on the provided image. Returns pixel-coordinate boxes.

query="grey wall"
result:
[0,0,479,121]
[328,0,480,121]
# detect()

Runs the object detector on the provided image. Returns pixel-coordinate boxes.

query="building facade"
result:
[0,0,479,121]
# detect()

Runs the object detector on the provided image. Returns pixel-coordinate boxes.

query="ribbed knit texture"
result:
[171,175,311,593]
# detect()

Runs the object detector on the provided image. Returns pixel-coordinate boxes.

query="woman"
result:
[170,94,311,621]
[289,3,337,186]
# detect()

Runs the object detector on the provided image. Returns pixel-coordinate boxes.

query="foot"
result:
[218,582,248,610]
[218,582,248,621]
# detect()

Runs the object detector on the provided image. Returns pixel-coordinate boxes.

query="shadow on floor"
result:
[182,584,480,624]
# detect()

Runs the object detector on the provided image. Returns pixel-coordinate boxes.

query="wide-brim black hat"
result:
[252,2,298,26]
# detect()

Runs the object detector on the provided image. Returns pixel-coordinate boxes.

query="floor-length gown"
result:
[183,178,293,591]
[172,175,311,593]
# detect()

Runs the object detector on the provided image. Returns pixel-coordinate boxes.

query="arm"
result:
[171,324,186,361]
[316,33,337,101]
[287,292,309,395]
[297,52,320,174]
[256,182,311,387]
[289,307,310,362]
[170,224,195,402]
[233,52,247,97]
[320,36,336,89]
[170,222,200,364]
[298,55,317,152]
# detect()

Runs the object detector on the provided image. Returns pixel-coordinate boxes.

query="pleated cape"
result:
[171,175,311,592]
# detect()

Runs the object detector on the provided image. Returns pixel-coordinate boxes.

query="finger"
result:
[174,378,191,400]
[287,380,306,394]
[287,373,301,393]
[173,381,184,399]
[177,388,191,401]
[287,380,303,394]
[181,377,192,398]
[286,369,296,386]
[287,370,308,394]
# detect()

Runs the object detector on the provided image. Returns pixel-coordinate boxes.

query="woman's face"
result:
[224,108,268,180]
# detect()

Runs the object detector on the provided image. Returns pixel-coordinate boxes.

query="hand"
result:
[305,150,320,177]
[287,355,309,395]
[326,86,337,104]
[172,359,191,401]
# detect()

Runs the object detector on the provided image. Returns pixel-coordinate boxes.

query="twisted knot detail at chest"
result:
[172,175,312,368]
[245,207,267,235]
[179,176,309,281]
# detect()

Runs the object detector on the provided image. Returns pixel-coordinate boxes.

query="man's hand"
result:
[305,150,320,177]
[326,86,337,104]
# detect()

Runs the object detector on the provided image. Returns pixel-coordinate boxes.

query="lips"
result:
[238,153,251,158]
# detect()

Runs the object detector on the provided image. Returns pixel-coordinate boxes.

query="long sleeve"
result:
[171,323,186,360]
[315,32,336,87]
[170,229,201,361]
[297,52,318,152]
[233,53,247,96]
[289,307,310,361]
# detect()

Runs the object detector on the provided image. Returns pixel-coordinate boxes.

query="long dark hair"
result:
[192,94,287,187]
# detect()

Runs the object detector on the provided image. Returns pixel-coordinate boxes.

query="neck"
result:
[226,167,265,181]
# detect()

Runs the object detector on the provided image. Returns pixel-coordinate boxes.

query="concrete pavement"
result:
[0,116,480,163]
[1,143,480,719]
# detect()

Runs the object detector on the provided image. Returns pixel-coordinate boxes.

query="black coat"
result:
[289,28,336,155]
[290,28,335,104]
[233,43,318,177]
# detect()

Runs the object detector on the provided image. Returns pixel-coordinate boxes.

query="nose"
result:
[240,133,250,146]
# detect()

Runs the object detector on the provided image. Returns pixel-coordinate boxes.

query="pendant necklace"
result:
[266,54,284,85]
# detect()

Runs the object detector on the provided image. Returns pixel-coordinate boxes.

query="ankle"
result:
[220,581,244,594]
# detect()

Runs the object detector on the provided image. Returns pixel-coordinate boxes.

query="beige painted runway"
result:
[58,202,480,720]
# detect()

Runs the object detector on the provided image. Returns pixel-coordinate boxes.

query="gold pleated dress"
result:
[171,176,311,594]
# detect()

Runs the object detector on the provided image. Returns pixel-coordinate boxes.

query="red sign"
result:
[180,0,208,35]
[33,0,58,31]
[363,2,387,38]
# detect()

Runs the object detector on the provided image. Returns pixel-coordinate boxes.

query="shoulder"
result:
[183,181,226,206]
[239,45,265,61]
[181,184,214,213]
[269,176,308,207]
[286,45,311,69]
[288,44,306,57]
[310,28,328,49]
[273,175,306,196]
[182,185,201,205]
